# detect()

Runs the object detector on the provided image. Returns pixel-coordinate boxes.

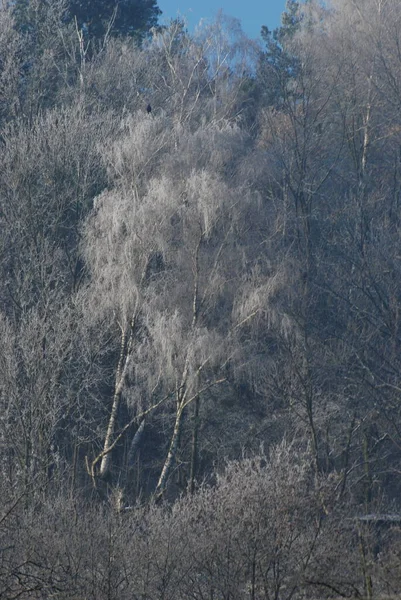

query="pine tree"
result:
[12,0,161,43]
[67,0,161,42]
[257,0,302,108]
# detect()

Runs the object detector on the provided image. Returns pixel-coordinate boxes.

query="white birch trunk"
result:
[100,328,132,478]
[155,404,183,498]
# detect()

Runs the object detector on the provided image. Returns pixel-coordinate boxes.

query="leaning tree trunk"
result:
[155,403,184,499]
[188,394,200,494]
[100,327,132,479]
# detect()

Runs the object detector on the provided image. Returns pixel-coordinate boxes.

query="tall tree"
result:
[255,0,302,109]
[82,113,272,498]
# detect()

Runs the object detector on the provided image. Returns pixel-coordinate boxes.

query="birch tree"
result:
[81,97,275,497]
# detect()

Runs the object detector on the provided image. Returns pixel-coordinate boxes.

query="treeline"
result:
[0,0,401,597]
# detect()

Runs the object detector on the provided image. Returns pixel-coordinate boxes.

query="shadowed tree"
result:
[67,0,161,42]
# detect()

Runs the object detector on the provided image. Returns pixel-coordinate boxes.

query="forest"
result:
[1,0,401,597]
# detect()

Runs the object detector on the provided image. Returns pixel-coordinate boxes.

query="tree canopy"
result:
[1,0,401,597]
[12,0,162,42]
[68,0,161,40]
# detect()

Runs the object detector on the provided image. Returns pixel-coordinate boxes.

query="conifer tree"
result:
[67,0,161,42]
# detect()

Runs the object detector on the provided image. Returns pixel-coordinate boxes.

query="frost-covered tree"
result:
[81,113,270,495]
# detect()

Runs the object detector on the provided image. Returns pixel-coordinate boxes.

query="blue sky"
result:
[157,0,288,40]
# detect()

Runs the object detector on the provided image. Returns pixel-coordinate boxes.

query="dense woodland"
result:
[1,0,401,597]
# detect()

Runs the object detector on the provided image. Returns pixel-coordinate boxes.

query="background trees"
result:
[1,0,401,596]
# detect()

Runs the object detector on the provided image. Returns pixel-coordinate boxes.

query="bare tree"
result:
[0,105,116,497]
[0,5,21,125]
